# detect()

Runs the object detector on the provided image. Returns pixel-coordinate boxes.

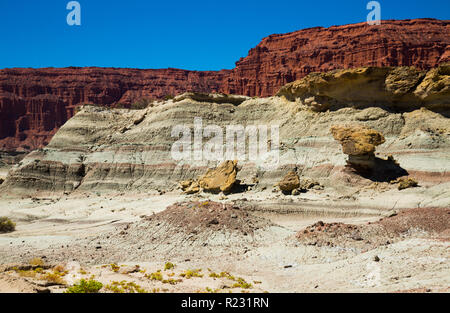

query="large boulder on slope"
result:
[278,171,300,193]
[198,160,238,193]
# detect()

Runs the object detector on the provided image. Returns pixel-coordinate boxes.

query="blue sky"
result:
[0,0,448,70]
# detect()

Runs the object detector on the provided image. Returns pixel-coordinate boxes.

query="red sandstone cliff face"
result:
[0,68,228,150]
[0,19,449,151]
[222,19,450,96]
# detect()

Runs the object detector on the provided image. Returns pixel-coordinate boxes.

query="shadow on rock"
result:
[346,155,409,182]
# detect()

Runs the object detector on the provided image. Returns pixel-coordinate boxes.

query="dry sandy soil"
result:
[0,187,448,293]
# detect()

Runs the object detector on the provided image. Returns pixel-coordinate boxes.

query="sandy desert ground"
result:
[0,185,448,293]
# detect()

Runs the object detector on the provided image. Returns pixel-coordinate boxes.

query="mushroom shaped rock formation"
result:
[331,125,386,173]
[331,125,385,156]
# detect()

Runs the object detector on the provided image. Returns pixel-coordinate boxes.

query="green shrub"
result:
[232,277,253,289]
[164,262,175,270]
[0,217,15,233]
[65,279,103,293]
[104,281,147,293]
[41,272,66,285]
[109,263,120,273]
[180,269,203,279]
[208,271,253,289]
[145,271,163,281]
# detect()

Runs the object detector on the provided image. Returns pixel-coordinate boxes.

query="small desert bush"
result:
[0,217,15,233]
[209,271,253,289]
[194,287,219,293]
[162,278,182,285]
[180,269,203,279]
[17,270,37,278]
[65,279,103,293]
[109,263,120,273]
[143,270,182,284]
[0,178,4,184]
[204,287,219,293]
[164,262,175,270]
[41,272,66,285]
[209,271,231,279]
[104,280,147,293]
[145,270,163,281]
[53,264,66,273]
[232,277,252,289]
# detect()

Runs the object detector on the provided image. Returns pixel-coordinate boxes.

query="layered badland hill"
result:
[1,65,449,208]
[1,18,449,151]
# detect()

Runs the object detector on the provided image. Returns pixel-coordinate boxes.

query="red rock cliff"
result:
[0,68,229,151]
[0,18,449,151]
[222,19,449,96]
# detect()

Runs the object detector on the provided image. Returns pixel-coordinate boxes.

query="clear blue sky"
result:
[0,0,448,70]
